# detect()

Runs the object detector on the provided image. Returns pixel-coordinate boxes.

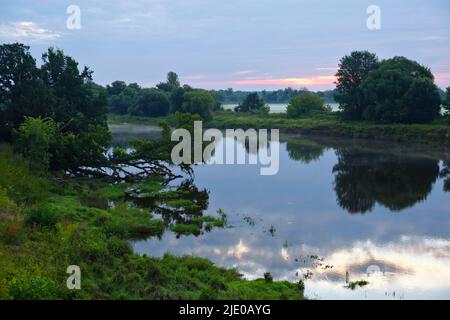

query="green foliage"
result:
[441,87,450,114]
[14,117,111,172]
[107,81,141,115]
[181,90,215,121]
[0,144,49,204]
[286,93,327,118]
[26,204,59,228]
[361,57,441,123]
[335,51,380,120]
[346,280,369,290]
[0,43,52,141]
[0,44,111,173]
[0,150,303,300]
[209,111,450,146]
[157,71,181,92]
[235,93,265,112]
[129,88,170,117]
[14,117,58,171]
[40,47,108,133]
[335,52,440,123]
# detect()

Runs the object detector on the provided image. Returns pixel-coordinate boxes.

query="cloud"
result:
[235,70,256,75]
[234,75,336,87]
[435,72,450,86]
[0,21,62,42]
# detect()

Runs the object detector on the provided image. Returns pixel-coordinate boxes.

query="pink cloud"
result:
[435,73,450,87]
[234,75,336,87]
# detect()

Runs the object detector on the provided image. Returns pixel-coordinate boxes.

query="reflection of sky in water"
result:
[133,135,450,300]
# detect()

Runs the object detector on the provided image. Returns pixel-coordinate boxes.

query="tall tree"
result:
[334,51,379,120]
[0,43,52,140]
[40,47,107,133]
[157,71,180,92]
[361,57,440,123]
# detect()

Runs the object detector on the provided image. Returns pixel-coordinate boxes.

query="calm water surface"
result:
[112,125,450,299]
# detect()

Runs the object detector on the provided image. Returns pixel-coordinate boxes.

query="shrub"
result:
[14,117,58,171]
[235,93,265,112]
[26,204,59,228]
[129,88,170,117]
[286,93,327,118]
[182,90,215,121]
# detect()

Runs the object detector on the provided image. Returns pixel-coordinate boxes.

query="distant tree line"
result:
[213,88,336,104]
[107,72,221,121]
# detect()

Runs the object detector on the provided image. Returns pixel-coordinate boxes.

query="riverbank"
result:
[108,112,450,146]
[209,112,450,146]
[0,144,304,300]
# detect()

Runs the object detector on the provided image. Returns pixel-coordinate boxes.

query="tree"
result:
[169,86,189,114]
[235,93,265,112]
[286,93,326,118]
[443,87,450,114]
[361,57,440,123]
[335,51,379,120]
[333,148,439,214]
[106,80,127,96]
[129,88,170,117]
[181,90,214,121]
[157,71,180,92]
[107,82,141,115]
[0,43,52,140]
[40,47,108,133]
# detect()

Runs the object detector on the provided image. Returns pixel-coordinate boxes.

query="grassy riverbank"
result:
[209,112,450,145]
[0,144,304,300]
[108,112,450,146]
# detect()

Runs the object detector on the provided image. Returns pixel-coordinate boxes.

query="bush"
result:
[129,88,170,117]
[235,93,265,112]
[361,57,441,123]
[286,93,327,118]
[14,117,58,171]
[182,90,214,121]
[26,204,59,228]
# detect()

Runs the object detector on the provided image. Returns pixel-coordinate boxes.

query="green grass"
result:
[208,111,450,146]
[0,144,304,300]
[107,111,450,146]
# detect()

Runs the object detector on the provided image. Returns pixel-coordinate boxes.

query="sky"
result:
[0,0,449,91]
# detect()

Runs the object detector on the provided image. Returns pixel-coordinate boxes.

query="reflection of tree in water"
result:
[440,160,450,192]
[126,179,224,237]
[286,139,326,164]
[333,149,440,214]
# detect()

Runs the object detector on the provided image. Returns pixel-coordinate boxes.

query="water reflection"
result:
[286,139,326,164]
[111,125,450,299]
[332,149,440,214]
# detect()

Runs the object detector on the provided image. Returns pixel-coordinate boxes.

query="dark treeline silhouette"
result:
[213,87,336,104]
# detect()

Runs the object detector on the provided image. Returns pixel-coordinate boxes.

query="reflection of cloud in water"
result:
[134,235,450,299]
[292,237,450,299]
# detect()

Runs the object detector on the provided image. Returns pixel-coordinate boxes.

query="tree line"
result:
[213,88,336,104]
[107,72,221,121]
